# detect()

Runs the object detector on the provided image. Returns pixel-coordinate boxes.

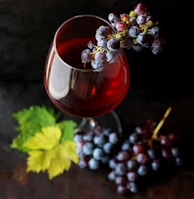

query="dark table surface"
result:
[0,80,194,199]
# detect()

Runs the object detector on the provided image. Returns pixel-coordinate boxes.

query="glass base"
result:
[77,111,123,137]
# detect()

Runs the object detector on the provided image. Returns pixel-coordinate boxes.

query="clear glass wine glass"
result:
[43,15,130,136]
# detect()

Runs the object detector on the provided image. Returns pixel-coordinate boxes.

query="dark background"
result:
[0,0,193,97]
[1,1,194,198]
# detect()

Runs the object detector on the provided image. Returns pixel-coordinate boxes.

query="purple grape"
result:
[106,50,119,63]
[116,150,131,162]
[121,140,132,151]
[115,163,128,176]
[127,171,139,182]
[147,148,158,159]
[109,132,119,144]
[91,60,104,69]
[127,159,138,170]
[101,155,110,164]
[161,147,172,159]
[95,25,112,42]
[83,142,94,155]
[97,39,107,48]
[115,175,128,185]
[136,14,147,25]
[107,170,116,181]
[74,133,83,142]
[171,147,181,157]
[103,142,113,154]
[109,159,117,170]
[136,153,150,164]
[78,158,88,168]
[88,158,100,170]
[127,182,138,193]
[137,164,148,176]
[81,49,92,63]
[129,132,139,144]
[94,51,106,63]
[133,144,146,154]
[83,132,93,141]
[136,32,151,48]
[151,38,163,55]
[151,159,161,171]
[107,38,120,51]
[150,26,160,38]
[93,148,104,160]
[93,134,107,146]
[174,157,184,166]
[128,26,139,38]
[117,185,129,194]
[108,13,120,27]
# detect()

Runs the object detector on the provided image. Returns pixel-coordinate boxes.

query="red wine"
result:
[44,37,130,117]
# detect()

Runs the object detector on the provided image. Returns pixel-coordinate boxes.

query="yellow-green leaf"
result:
[26,150,46,173]
[26,139,78,179]
[24,126,62,150]
[47,145,71,179]
[61,140,79,164]
[46,141,78,179]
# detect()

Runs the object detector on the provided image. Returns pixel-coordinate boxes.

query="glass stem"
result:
[78,117,99,132]
[110,110,123,137]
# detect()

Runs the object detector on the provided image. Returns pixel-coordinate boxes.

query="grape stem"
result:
[151,106,172,140]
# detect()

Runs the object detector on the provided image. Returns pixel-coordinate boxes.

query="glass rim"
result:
[53,14,113,72]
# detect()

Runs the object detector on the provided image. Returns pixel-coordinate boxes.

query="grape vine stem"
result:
[152,106,172,140]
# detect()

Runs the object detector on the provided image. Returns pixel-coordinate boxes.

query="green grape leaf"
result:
[57,120,77,142]
[12,105,57,135]
[25,126,78,179]
[11,106,58,152]
[10,105,77,152]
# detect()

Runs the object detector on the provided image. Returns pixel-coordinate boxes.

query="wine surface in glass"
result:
[44,37,130,117]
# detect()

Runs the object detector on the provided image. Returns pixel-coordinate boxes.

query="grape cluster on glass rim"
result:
[81,3,165,69]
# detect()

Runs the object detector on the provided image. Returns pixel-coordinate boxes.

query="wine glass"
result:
[43,15,130,136]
